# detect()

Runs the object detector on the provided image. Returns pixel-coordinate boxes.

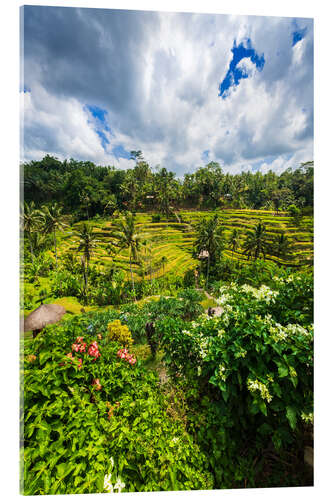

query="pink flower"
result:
[72,343,80,352]
[79,342,87,353]
[128,357,136,365]
[66,352,73,358]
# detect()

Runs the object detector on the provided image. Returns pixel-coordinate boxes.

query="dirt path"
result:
[197,288,223,317]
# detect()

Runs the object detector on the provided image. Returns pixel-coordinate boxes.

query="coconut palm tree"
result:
[20,201,41,262]
[194,214,224,287]
[161,255,168,276]
[243,221,269,261]
[274,232,292,262]
[111,212,142,299]
[39,203,67,269]
[228,228,241,259]
[75,222,99,293]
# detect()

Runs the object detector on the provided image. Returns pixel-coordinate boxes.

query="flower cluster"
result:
[241,284,279,304]
[301,411,314,424]
[103,457,125,493]
[72,336,87,353]
[247,378,273,403]
[104,474,125,494]
[88,340,101,360]
[117,347,136,365]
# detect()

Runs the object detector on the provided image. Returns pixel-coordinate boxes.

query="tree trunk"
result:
[206,254,210,288]
[53,229,58,269]
[129,255,136,301]
[29,236,34,263]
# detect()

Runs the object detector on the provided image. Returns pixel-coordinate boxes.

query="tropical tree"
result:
[243,221,270,261]
[228,228,241,259]
[274,232,292,262]
[111,212,142,299]
[154,167,179,218]
[20,201,41,262]
[161,255,168,276]
[194,214,224,287]
[75,222,99,294]
[39,203,67,269]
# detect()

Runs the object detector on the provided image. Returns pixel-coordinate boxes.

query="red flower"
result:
[76,336,84,343]
[79,342,87,353]
[78,358,83,369]
[88,341,100,359]
[72,343,80,352]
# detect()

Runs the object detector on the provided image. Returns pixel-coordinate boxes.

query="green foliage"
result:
[161,278,313,486]
[22,320,213,494]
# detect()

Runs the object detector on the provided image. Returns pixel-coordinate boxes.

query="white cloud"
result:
[22,8,313,176]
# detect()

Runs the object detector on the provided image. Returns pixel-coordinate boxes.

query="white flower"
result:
[301,412,313,424]
[104,474,113,493]
[247,378,272,403]
[114,477,125,493]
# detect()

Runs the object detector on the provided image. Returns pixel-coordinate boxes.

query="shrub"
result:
[177,288,205,320]
[161,279,313,485]
[151,213,161,223]
[107,319,133,346]
[22,322,213,494]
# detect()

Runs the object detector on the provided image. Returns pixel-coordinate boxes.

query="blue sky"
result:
[21,7,313,176]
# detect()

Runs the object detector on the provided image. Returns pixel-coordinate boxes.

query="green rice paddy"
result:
[57,209,313,281]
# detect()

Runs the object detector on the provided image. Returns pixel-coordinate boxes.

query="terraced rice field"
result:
[57,209,313,282]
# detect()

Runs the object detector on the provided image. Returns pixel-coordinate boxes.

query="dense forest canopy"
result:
[22,155,313,219]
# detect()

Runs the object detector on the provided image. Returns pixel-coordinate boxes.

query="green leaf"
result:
[277,363,289,378]
[258,399,267,416]
[39,351,52,365]
[286,406,297,430]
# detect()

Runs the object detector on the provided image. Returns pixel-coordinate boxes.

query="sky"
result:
[21,6,313,176]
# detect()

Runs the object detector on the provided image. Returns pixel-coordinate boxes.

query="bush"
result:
[161,279,313,485]
[177,288,205,320]
[107,319,133,346]
[50,270,81,298]
[151,213,161,223]
[22,321,213,494]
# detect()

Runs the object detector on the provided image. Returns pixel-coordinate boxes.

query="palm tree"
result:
[243,221,269,261]
[75,222,99,293]
[39,203,67,269]
[111,212,142,299]
[228,228,241,259]
[194,214,224,287]
[274,232,291,262]
[20,201,41,262]
[161,255,168,276]
[29,232,51,257]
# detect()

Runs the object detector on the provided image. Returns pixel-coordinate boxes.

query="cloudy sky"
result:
[21,6,313,176]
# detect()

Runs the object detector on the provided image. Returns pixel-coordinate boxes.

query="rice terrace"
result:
[20,5,314,497]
